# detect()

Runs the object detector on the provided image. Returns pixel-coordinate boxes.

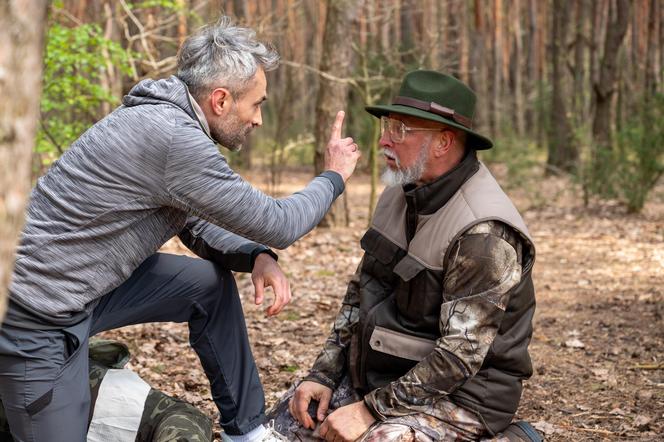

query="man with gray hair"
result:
[0,17,359,442]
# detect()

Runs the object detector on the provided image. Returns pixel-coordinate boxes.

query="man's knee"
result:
[182,259,239,318]
[182,258,231,297]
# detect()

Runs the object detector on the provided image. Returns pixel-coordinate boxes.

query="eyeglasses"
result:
[380,116,443,143]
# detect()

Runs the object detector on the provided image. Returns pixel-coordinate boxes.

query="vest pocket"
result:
[393,254,426,281]
[360,229,405,267]
[369,326,436,362]
[393,255,443,326]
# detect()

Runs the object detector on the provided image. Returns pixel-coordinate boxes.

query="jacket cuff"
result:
[302,371,337,390]
[319,171,345,200]
[362,392,385,421]
[250,247,278,270]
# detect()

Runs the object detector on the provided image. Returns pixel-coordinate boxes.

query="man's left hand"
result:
[318,401,376,442]
[251,253,291,316]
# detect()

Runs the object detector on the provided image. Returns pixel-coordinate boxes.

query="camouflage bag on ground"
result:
[0,339,212,442]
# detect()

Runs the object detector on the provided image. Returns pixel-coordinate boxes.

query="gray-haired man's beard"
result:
[380,143,430,186]
[209,113,249,152]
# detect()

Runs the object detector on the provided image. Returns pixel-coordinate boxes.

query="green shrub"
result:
[38,20,132,167]
[613,94,664,212]
[581,93,664,212]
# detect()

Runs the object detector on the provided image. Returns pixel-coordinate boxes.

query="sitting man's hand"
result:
[319,401,376,442]
[288,380,333,430]
[251,253,291,317]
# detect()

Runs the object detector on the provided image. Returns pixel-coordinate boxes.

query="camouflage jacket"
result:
[305,153,536,434]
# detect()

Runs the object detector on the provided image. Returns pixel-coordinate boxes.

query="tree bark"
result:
[470,0,489,136]
[314,0,360,227]
[536,0,548,147]
[525,0,538,137]
[0,0,49,322]
[513,0,525,136]
[547,0,577,173]
[491,0,503,135]
[592,0,630,151]
[176,0,188,46]
[645,0,660,96]
[573,0,588,122]
[458,0,469,84]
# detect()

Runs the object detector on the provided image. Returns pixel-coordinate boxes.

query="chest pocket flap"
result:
[393,254,426,282]
[369,326,436,362]
[360,229,404,266]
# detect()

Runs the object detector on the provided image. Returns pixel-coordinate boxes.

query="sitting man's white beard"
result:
[380,144,430,186]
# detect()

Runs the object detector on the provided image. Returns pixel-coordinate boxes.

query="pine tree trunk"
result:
[547,0,577,173]
[313,0,360,227]
[471,0,489,136]
[458,1,469,84]
[525,0,538,138]
[592,0,630,152]
[645,0,660,96]
[573,0,588,122]
[0,0,49,322]
[491,0,502,135]
[513,0,525,136]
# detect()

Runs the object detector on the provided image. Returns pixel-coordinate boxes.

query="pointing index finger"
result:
[329,111,345,141]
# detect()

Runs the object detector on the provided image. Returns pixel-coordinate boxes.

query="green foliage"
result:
[582,93,664,212]
[38,20,132,164]
[133,0,182,9]
[613,94,664,212]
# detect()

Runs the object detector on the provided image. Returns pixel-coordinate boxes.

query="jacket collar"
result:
[184,88,213,140]
[403,149,480,216]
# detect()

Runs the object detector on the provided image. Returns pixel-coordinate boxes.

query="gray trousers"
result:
[0,253,265,442]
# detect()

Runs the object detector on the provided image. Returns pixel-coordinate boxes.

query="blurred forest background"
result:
[32,0,664,214]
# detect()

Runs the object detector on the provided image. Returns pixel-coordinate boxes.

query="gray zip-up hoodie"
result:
[8,76,343,324]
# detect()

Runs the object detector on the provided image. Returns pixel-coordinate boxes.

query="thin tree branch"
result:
[38,117,64,155]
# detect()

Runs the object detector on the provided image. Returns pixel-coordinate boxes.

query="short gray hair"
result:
[177,17,279,100]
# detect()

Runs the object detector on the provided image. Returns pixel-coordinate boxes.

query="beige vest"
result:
[371,162,532,272]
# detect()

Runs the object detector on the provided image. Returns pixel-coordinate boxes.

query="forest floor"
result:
[101,165,663,441]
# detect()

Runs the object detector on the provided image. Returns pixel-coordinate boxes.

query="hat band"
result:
[393,96,472,129]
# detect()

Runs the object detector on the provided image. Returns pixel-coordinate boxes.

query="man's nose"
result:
[378,131,392,148]
[253,109,263,127]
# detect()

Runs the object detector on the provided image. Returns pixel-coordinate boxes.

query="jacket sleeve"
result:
[164,120,344,250]
[303,258,364,389]
[178,217,277,273]
[364,221,525,420]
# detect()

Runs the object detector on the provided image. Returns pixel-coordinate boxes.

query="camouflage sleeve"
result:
[364,221,524,419]
[304,258,363,389]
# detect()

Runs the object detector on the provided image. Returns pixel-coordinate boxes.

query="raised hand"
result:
[324,111,361,182]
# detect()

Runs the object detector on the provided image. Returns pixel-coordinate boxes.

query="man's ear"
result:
[209,87,233,116]
[433,130,454,158]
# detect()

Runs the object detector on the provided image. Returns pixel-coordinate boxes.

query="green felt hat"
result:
[366,70,493,150]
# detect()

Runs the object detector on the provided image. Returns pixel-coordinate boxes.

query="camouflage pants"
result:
[267,376,510,441]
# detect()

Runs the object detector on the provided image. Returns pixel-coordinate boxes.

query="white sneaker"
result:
[260,420,289,442]
[220,421,289,442]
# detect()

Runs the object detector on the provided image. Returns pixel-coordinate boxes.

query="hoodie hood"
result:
[122,76,212,138]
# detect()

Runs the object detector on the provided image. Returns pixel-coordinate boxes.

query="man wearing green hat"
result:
[269,70,538,441]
